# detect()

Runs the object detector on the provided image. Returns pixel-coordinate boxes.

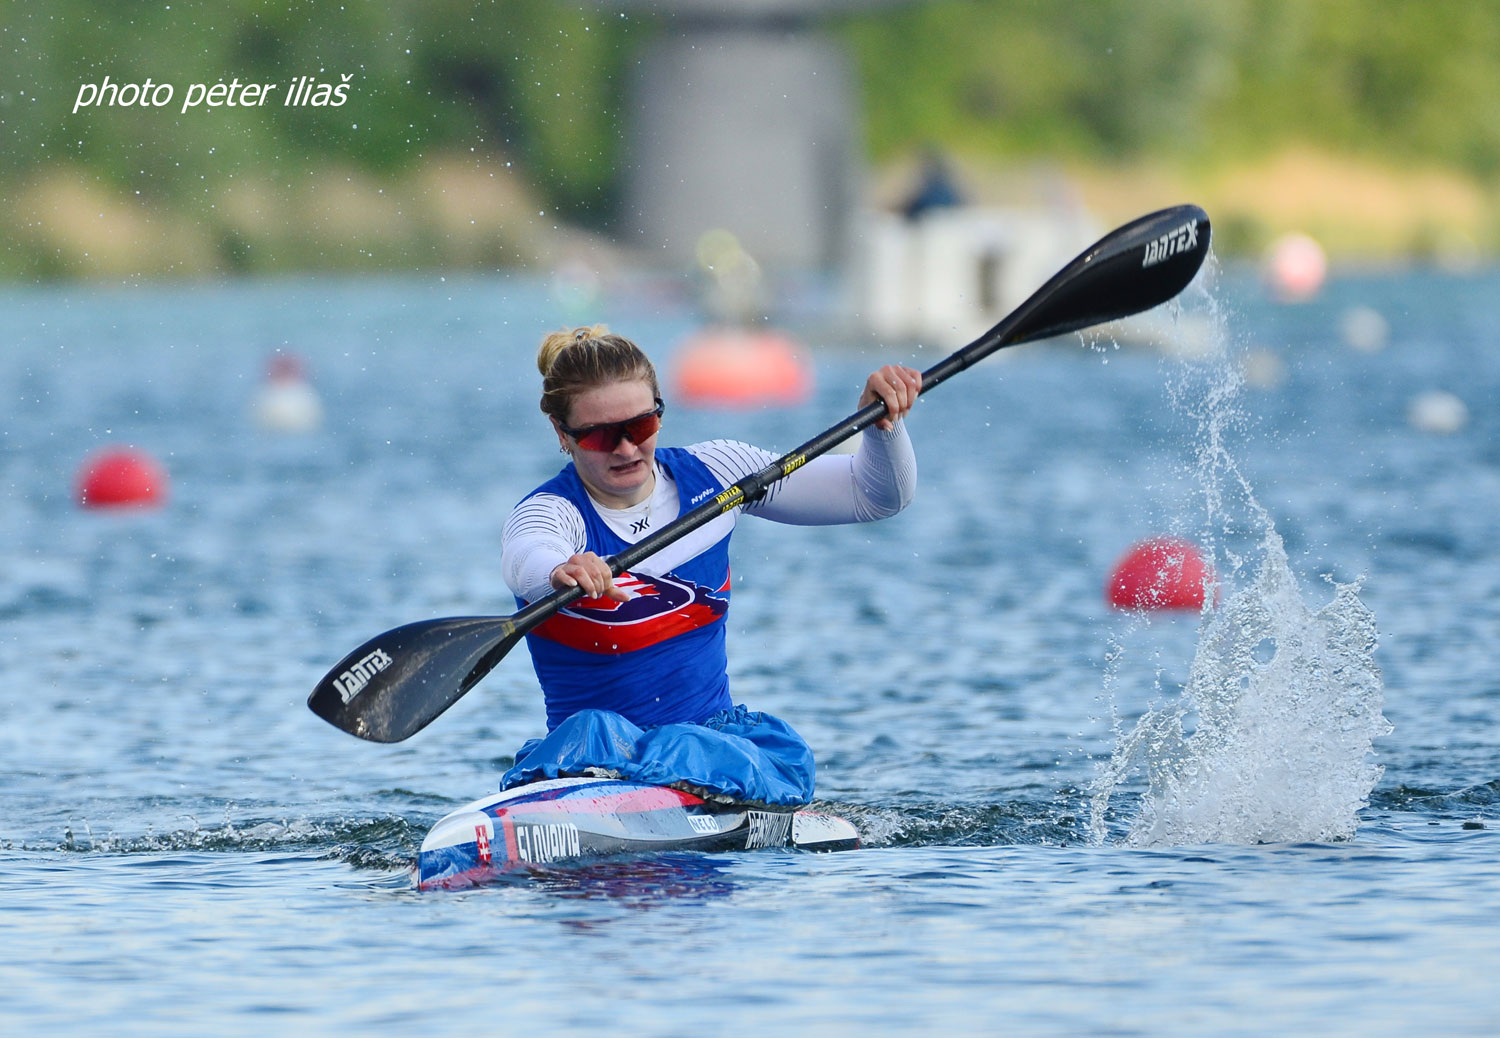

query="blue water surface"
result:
[1,267,1497,1036]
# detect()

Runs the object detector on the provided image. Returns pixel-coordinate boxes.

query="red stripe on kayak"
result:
[499,814,518,863]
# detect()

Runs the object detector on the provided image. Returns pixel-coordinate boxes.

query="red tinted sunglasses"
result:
[560,399,665,451]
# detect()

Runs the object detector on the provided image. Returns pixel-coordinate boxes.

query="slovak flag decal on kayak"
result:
[533,571,730,654]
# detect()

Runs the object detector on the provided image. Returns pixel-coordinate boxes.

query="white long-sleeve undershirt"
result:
[501,422,917,603]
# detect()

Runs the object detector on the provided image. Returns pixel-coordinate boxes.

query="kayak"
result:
[417,776,859,891]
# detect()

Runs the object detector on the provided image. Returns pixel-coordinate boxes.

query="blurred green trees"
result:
[3,1,632,214]
[3,0,1498,273]
[850,0,1500,176]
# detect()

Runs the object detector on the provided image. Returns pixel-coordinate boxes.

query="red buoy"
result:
[76,446,168,509]
[672,327,814,408]
[1106,536,1216,610]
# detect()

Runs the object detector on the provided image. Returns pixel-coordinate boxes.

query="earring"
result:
[559,445,569,454]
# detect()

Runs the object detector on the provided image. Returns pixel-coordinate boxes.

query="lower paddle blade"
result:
[307,616,521,742]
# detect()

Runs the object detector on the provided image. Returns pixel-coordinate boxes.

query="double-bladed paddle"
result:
[309,204,1211,742]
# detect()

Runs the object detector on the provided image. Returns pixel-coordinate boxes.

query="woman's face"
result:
[555,378,660,507]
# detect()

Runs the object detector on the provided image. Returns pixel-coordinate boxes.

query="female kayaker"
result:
[499,325,919,806]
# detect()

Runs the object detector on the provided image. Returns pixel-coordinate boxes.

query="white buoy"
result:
[550,257,604,316]
[1340,306,1388,353]
[1241,347,1286,390]
[1266,232,1326,302]
[253,352,324,433]
[1408,390,1468,434]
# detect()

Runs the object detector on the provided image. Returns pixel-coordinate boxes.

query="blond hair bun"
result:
[535,324,659,423]
[537,324,611,377]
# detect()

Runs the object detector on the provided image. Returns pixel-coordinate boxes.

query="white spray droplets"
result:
[1090,264,1389,847]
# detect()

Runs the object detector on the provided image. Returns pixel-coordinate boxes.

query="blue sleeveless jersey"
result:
[517,447,734,730]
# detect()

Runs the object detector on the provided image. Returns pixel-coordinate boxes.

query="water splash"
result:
[1090,265,1390,846]
[1092,531,1388,845]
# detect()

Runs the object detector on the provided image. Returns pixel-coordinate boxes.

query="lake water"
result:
[2,263,1497,1036]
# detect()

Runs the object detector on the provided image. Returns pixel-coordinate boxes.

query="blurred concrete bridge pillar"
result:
[598,0,902,272]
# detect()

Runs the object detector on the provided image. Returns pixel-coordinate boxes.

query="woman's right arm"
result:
[502,494,630,603]
[502,494,586,602]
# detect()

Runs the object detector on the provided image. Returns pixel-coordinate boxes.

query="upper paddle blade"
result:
[307,616,521,742]
[1006,204,1210,346]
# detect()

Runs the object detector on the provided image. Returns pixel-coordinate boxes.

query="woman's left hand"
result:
[859,364,922,431]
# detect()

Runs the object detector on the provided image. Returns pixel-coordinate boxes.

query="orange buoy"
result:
[671,327,814,408]
[1106,536,1216,611]
[76,446,168,509]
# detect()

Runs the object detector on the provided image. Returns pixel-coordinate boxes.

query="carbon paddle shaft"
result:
[309,204,1210,741]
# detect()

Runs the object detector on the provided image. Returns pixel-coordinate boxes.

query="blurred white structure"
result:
[857,204,1101,345]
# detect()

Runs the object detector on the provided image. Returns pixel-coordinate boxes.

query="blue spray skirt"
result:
[417,777,859,891]
[500,705,817,807]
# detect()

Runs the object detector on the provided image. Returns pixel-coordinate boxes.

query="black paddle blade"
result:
[307,616,522,742]
[1006,204,1210,346]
